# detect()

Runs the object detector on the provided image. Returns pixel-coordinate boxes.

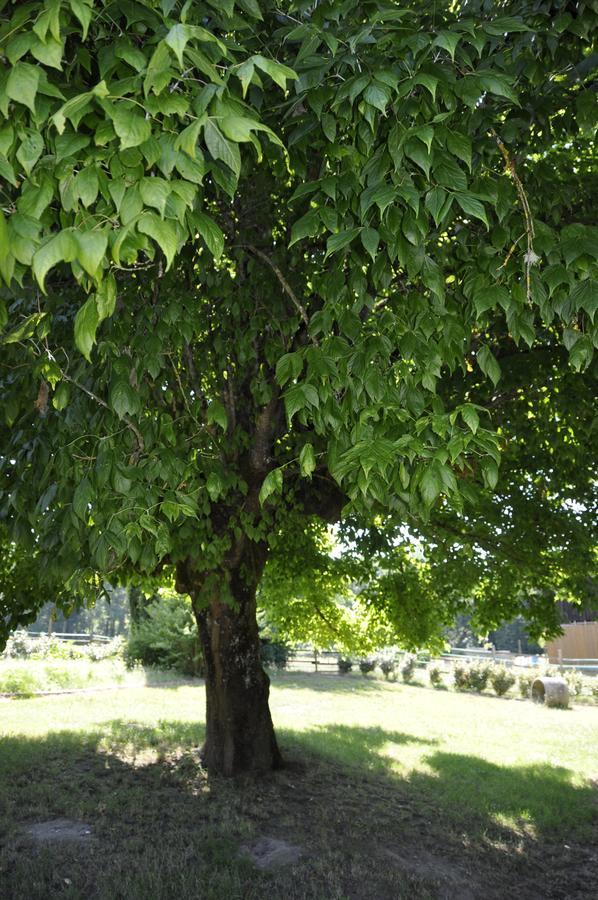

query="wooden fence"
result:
[545,622,598,668]
[26,631,111,644]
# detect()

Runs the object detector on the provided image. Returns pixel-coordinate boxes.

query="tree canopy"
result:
[0,0,597,771]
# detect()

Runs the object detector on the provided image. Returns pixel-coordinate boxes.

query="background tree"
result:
[0,1,596,774]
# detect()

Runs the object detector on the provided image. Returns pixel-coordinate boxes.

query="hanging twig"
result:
[490,128,538,302]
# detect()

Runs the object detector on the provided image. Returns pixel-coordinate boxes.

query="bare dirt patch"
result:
[25,819,95,845]
[242,836,303,869]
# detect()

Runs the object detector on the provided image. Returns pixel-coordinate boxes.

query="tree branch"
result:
[246,244,311,332]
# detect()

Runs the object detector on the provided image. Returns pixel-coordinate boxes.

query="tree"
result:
[0,1,597,774]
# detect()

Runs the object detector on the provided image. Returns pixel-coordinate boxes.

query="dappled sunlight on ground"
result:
[1,672,597,899]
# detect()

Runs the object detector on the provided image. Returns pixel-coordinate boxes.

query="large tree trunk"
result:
[188,545,282,776]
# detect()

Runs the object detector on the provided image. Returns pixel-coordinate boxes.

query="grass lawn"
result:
[1,671,597,899]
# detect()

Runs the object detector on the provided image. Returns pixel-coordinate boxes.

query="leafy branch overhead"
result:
[0,0,596,646]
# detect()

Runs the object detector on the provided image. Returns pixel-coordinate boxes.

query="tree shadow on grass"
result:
[0,721,596,900]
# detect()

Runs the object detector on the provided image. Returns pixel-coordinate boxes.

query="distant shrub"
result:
[337,657,353,674]
[401,656,416,683]
[564,669,584,697]
[591,682,598,703]
[126,594,203,676]
[379,658,396,680]
[416,651,430,668]
[359,658,376,676]
[0,669,37,697]
[452,662,490,692]
[429,666,443,689]
[453,663,469,690]
[518,672,535,698]
[467,663,491,692]
[261,640,289,670]
[489,665,516,697]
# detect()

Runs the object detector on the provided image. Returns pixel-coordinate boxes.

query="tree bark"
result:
[188,545,282,776]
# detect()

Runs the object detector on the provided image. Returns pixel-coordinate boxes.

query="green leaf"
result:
[477,346,501,386]
[164,24,225,68]
[478,74,518,104]
[6,63,40,113]
[461,404,480,434]
[299,443,316,478]
[52,382,70,411]
[32,231,79,292]
[207,399,228,430]
[425,187,448,227]
[110,379,138,419]
[175,120,203,158]
[96,274,117,321]
[481,458,499,491]
[73,166,99,208]
[73,477,93,521]
[140,177,171,218]
[206,472,223,501]
[204,120,241,177]
[570,278,598,323]
[456,194,489,229]
[137,212,178,270]
[363,82,390,112]
[325,228,362,259]
[0,213,15,287]
[253,55,297,90]
[446,132,472,171]
[434,31,460,61]
[259,467,283,505]
[414,73,438,101]
[111,104,152,150]
[74,296,99,361]
[16,133,44,176]
[75,231,108,278]
[420,464,442,506]
[69,0,93,40]
[191,211,225,259]
[289,209,320,246]
[404,139,432,179]
[361,227,380,261]
[473,284,510,317]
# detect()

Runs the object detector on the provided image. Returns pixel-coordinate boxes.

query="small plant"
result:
[359,658,376,676]
[489,665,516,697]
[0,669,37,697]
[518,672,535,698]
[429,666,444,689]
[453,663,470,690]
[564,669,583,696]
[337,657,353,674]
[591,682,598,703]
[467,663,491,693]
[379,658,396,680]
[400,656,416,683]
[260,640,289,670]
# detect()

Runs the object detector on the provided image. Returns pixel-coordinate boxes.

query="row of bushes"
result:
[337,653,598,702]
[338,654,419,683]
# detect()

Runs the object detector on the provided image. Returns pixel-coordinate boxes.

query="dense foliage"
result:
[0,1,596,703]
[125,590,203,675]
